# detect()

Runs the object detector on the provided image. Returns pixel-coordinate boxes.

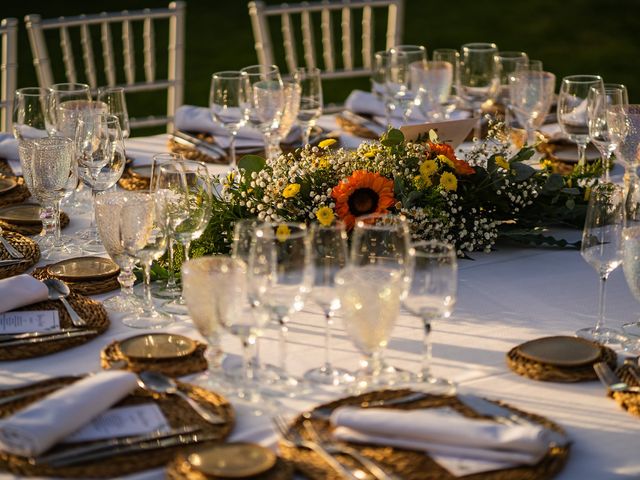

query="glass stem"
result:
[603,152,612,182]
[118,265,136,299]
[473,106,482,139]
[595,275,608,332]
[251,338,262,378]
[182,239,192,263]
[165,238,177,289]
[53,199,63,247]
[421,316,433,380]
[278,315,288,373]
[302,124,311,146]
[229,131,238,167]
[242,334,256,384]
[577,142,587,169]
[384,101,393,127]
[323,311,333,372]
[40,204,56,240]
[89,188,97,231]
[142,260,154,313]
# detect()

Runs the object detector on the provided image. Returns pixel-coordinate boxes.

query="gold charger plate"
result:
[518,336,601,367]
[0,177,17,194]
[47,256,120,282]
[187,443,277,478]
[0,203,41,225]
[118,333,198,360]
[0,377,234,478]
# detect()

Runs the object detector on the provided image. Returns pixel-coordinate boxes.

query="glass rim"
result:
[240,64,280,75]
[211,70,244,79]
[410,239,457,258]
[58,100,107,111]
[152,152,184,161]
[15,87,49,97]
[158,159,207,171]
[496,51,528,59]
[49,82,91,92]
[77,111,120,124]
[22,135,74,149]
[390,44,426,53]
[461,42,498,51]
[97,85,125,94]
[182,254,241,273]
[561,74,603,84]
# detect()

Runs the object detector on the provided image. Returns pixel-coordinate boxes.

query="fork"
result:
[273,415,358,480]
[593,362,640,393]
[302,419,399,480]
[0,227,24,259]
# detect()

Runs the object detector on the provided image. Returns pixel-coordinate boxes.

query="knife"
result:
[172,131,225,159]
[48,430,220,467]
[35,425,201,465]
[0,328,87,343]
[457,394,570,447]
[0,329,98,347]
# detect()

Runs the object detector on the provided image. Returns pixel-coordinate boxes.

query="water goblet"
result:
[294,67,323,146]
[403,240,457,393]
[411,60,453,121]
[577,183,624,343]
[433,48,461,95]
[97,86,130,139]
[210,71,249,166]
[617,105,640,185]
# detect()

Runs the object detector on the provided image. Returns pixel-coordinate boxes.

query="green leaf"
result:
[394,177,406,197]
[404,190,423,208]
[238,155,266,175]
[511,162,536,182]
[381,128,404,147]
[510,147,535,163]
[543,174,564,193]
[487,155,497,173]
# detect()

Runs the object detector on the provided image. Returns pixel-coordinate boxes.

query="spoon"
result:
[43,279,87,327]
[137,371,226,425]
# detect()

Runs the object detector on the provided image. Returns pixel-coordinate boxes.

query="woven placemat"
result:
[0,159,14,176]
[118,166,151,191]
[101,340,208,376]
[0,294,110,361]
[0,210,70,236]
[168,133,228,165]
[506,342,617,382]
[0,376,234,478]
[335,115,379,139]
[0,176,31,208]
[0,231,40,280]
[611,364,640,418]
[167,450,294,480]
[31,264,120,296]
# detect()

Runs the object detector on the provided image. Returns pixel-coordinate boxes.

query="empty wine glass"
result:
[13,87,50,141]
[433,48,461,94]
[266,80,301,157]
[372,50,394,126]
[510,71,556,145]
[97,86,130,139]
[210,71,249,166]
[120,190,171,329]
[459,42,499,138]
[387,45,427,124]
[241,65,284,160]
[336,265,405,394]
[496,51,528,127]
[294,67,323,146]
[617,105,640,180]
[403,240,457,393]
[47,83,91,135]
[515,60,543,73]
[577,183,624,343]
[411,60,453,121]
[621,184,640,348]
[557,75,604,167]
[304,222,354,386]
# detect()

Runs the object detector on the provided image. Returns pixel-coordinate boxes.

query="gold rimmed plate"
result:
[0,203,41,225]
[47,256,120,282]
[0,177,17,195]
[117,333,197,360]
[187,443,277,478]
[518,335,602,367]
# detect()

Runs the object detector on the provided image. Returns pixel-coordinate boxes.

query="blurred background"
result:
[6,0,640,133]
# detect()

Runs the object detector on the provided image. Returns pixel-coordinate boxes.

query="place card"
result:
[63,403,170,443]
[400,118,476,148]
[0,311,60,334]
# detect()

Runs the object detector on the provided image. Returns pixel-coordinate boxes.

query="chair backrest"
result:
[24,2,185,132]
[0,18,18,132]
[248,0,404,80]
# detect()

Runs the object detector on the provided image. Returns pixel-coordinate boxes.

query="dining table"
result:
[1,111,639,480]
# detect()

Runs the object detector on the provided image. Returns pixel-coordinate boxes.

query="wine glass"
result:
[336,265,405,394]
[294,67,323,146]
[433,49,460,92]
[557,75,604,167]
[304,222,354,386]
[387,45,427,124]
[515,60,543,73]
[47,83,91,135]
[210,71,249,166]
[17,137,76,261]
[588,85,628,180]
[617,105,640,181]
[411,60,453,121]
[95,191,142,313]
[157,161,213,314]
[97,87,130,139]
[372,50,394,126]
[249,222,314,395]
[403,240,457,393]
[266,80,301,157]
[241,65,284,160]
[119,190,171,329]
[459,42,499,138]
[75,112,125,253]
[496,51,528,127]
[621,184,640,349]
[510,71,556,145]
[577,183,624,343]
[13,87,50,141]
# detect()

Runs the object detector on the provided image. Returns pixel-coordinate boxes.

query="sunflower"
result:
[331,170,396,229]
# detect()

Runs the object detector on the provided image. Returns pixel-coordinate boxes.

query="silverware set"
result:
[594,361,640,393]
[0,328,97,347]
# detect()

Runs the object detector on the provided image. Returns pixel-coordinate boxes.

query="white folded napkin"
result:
[0,275,49,314]
[331,406,549,466]
[0,133,18,162]
[345,90,425,121]
[0,370,139,457]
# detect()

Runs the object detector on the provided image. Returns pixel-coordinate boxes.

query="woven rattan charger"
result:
[0,293,109,361]
[31,264,119,296]
[0,176,31,209]
[0,231,40,279]
[0,376,234,478]
[0,210,70,237]
[279,389,569,480]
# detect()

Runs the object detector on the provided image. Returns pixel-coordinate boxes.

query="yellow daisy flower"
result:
[315,206,335,226]
[282,183,301,198]
[419,160,438,180]
[413,174,432,190]
[318,138,337,148]
[276,224,291,242]
[364,147,379,159]
[495,155,510,170]
[318,157,330,168]
[437,154,454,168]
[439,171,458,191]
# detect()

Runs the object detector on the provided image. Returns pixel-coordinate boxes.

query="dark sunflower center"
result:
[348,187,379,216]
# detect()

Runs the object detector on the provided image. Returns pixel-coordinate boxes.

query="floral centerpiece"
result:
[192,124,602,258]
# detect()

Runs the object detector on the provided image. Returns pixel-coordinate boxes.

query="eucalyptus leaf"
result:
[381,128,404,147]
[404,190,423,208]
[238,155,266,175]
[543,174,564,193]
[511,162,536,182]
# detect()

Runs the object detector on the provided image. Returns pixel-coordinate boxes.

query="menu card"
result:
[0,311,60,334]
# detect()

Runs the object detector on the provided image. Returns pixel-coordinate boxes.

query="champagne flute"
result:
[496,51,528,127]
[387,45,427,124]
[119,190,171,329]
[97,86,130,139]
[577,183,624,343]
[510,71,556,145]
[403,240,457,393]
[459,42,499,139]
[557,75,604,167]
[266,80,301,156]
[249,222,314,394]
[210,71,249,166]
[294,67,323,146]
[13,87,50,141]
[241,65,284,160]
[304,222,354,386]
[372,50,394,126]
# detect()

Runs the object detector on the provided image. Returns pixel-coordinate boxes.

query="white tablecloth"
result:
[1,130,639,480]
